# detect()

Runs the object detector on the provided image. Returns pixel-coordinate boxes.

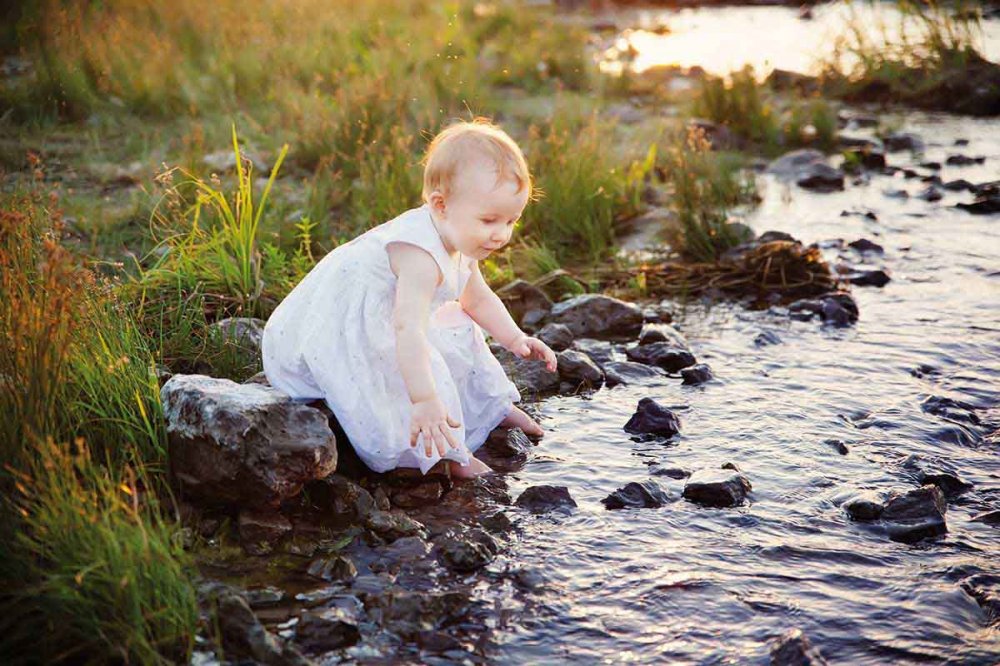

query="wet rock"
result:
[626,343,696,372]
[683,468,752,507]
[844,146,886,170]
[295,596,363,652]
[920,395,981,426]
[681,363,714,385]
[365,510,428,543]
[308,474,377,520]
[649,465,690,479]
[210,317,265,353]
[961,574,1000,625]
[376,535,431,571]
[768,150,845,191]
[239,510,292,556]
[754,330,783,347]
[971,510,1000,526]
[638,323,690,349]
[788,292,859,327]
[602,480,671,509]
[917,186,943,202]
[759,230,798,243]
[496,280,553,327]
[481,511,515,534]
[920,160,942,170]
[389,483,445,510]
[491,344,560,395]
[417,630,464,654]
[882,132,924,152]
[798,164,845,192]
[557,350,604,387]
[512,567,547,592]
[207,587,289,664]
[825,439,849,455]
[843,493,884,521]
[770,628,829,665]
[847,238,884,254]
[571,338,615,366]
[943,178,976,192]
[623,397,682,438]
[881,485,947,543]
[956,192,1000,215]
[901,455,973,498]
[307,555,358,582]
[642,301,675,324]
[846,269,891,288]
[603,361,666,387]
[483,427,533,458]
[946,154,986,166]
[437,528,498,573]
[536,323,575,351]
[380,590,471,637]
[515,485,577,514]
[546,294,644,340]
[161,375,337,509]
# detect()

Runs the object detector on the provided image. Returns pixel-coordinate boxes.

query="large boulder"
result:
[545,294,644,340]
[161,375,337,509]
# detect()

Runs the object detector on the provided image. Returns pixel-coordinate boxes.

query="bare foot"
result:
[500,406,544,438]
[448,456,493,479]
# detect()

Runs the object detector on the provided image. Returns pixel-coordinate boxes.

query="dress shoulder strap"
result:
[383,204,460,295]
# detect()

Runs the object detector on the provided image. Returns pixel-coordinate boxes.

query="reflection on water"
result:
[597,1,1000,78]
[493,109,1000,663]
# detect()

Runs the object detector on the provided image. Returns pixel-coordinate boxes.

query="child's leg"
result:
[448,456,493,479]
[500,406,544,437]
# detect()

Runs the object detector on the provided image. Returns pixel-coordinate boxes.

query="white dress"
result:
[261,203,521,474]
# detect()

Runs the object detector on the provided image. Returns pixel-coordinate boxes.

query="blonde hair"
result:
[420,117,535,203]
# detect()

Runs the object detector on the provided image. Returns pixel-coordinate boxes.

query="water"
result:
[491,110,1000,663]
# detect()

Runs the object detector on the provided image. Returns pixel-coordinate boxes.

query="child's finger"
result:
[421,427,433,457]
[410,426,419,447]
[446,414,461,428]
[440,424,461,450]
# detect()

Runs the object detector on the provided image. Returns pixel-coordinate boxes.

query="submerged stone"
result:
[515,485,577,514]
[603,361,666,387]
[881,485,947,543]
[843,493,884,521]
[770,628,829,665]
[625,343,697,372]
[602,480,671,510]
[681,363,714,385]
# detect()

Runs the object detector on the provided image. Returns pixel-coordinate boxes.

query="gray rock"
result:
[881,485,947,543]
[681,363,713,385]
[847,269,891,288]
[515,485,577,514]
[843,493,884,521]
[882,132,924,152]
[788,292,858,327]
[603,361,666,387]
[309,474,377,520]
[536,323,575,351]
[683,468,752,507]
[365,509,428,543]
[624,397,681,437]
[295,596,363,652]
[571,338,615,366]
[437,528,498,573]
[211,317,265,353]
[602,480,671,509]
[767,149,844,192]
[204,586,296,665]
[546,294,644,340]
[626,343,697,372]
[496,280,553,326]
[557,350,604,387]
[239,510,292,556]
[491,344,560,395]
[306,555,358,582]
[970,510,1000,526]
[161,375,337,509]
[638,323,689,349]
[769,628,828,665]
[797,163,845,192]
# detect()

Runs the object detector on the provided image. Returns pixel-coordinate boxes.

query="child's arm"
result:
[387,242,462,457]
[459,261,557,372]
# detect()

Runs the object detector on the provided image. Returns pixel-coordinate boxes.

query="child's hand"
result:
[410,397,462,457]
[510,335,558,373]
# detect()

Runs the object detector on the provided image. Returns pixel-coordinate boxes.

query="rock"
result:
[767,149,844,192]
[244,370,270,386]
[546,294,644,340]
[847,238,884,254]
[556,350,604,388]
[623,397,682,437]
[437,529,498,573]
[946,154,986,166]
[603,361,666,387]
[207,587,288,664]
[770,628,829,665]
[295,596,363,652]
[491,344,560,395]
[920,395,981,426]
[956,193,1000,215]
[416,630,464,654]
[649,465,690,479]
[683,468,752,507]
[638,323,689,349]
[210,317,265,353]
[825,439,849,455]
[788,292,858,327]
[571,338,615,366]
[483,427,533,458]
[377,535,431,570]
[970,510,1000,526]
[843,493,884,521]
[380,590,471,638]
[306,555,358,582]
[847,269,891,288]
[514,485,577,514]
[161,375,337,509]
[844,146,886,170]
[602,480,671,509]
[388,482,445,510]
[961,574,1000,625]
[365,510,428,543]
[754,330,782,347]
[239,510,292,556]
[901,454,974,498]
[943,178,976,192]
[882,132,924,152]
[308,474,377,520]
[521,307,548,332]
[758,230,798,243]
[642,301,675,324]
[681,363,713,385]
[536,323,575,351]
[625,343,696,372]
[881,485,947,543]
[496,280,553,326]
[203,148,270,175]
[797,163,845,192]
[687,118,739,150]
[916,186,943,202]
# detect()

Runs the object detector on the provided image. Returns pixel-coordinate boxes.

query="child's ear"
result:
[429,190,447,217]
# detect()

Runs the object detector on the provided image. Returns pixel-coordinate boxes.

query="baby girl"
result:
[262,118,557,479]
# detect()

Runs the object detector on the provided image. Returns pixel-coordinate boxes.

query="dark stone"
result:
[365,510,428,543]
[307,474,376,520]
[417,630,463,654]
[649,465,690,479]
[754,330,782,347]
[207,587,287,664]
[389,482,445,510]
[847,269,891,288]
[306,555,357,582]
[770,628,829,665]
[295,596,363,652]
[536,323,575,351]
[625,343,697,372]
[380,590,471,638]
[956,193,1000,215]
[946,154,986,166]
[482,427,533,458]
[916,186,943,202]
[571,338,615,366]
[546,294,644,340]
[797,163,845,192]
[491,344,560,395]
[557,350,604,387]
[971,510,1000,526]
[882,132,924,152]
[758,230,797,243]
[624,397,682,438]
[496,280,553,327]
[920,161,942,170]
[683,468,752,507]
[438,528,498,573]
[160,375,337,509]
[920,395,981,426]
[238,510,292,556]
[681,363,713,385]
[515,485,577,514]
[847,238,884,254]
[825,439,849,455]
[844,493,884,521]
[844,146,886,169]
[901,454,974,498]
[602,480,671,509]
[943,178,976,192]
[638,323,689,349]
[788,292,859,327]
[881,485,947,543]
[603,361,666,387]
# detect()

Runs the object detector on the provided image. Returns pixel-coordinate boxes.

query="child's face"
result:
[432,157,529,260]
